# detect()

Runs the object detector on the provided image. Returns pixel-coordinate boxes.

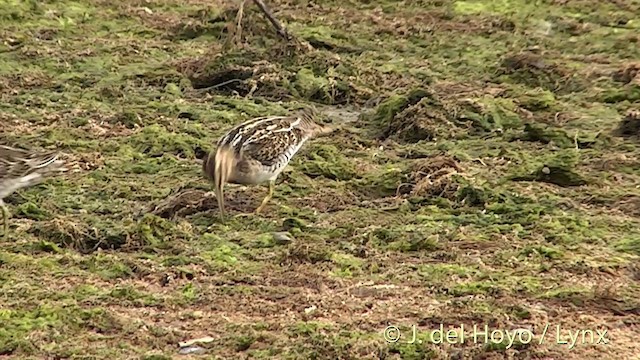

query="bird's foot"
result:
[255,198,273,214]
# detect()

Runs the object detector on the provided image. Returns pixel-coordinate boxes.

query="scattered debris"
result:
[272,231,295,245]
[178,345,206,355]
[178,336,215,348]
[160,273,173,286]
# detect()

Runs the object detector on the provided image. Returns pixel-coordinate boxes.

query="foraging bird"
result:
[202,108,335,220]
[0,144,67,238]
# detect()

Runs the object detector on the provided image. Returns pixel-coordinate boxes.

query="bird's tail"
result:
[212,144,236,219]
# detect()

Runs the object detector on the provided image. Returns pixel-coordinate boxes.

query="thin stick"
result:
[252,0,290,39]
[223,0,249,50]
[234,0,248,44]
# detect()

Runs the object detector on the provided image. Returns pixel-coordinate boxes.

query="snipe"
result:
[0,144,67,238]
[202,108,335,220]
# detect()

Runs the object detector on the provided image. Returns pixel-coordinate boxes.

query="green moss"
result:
[297,144,357,181]
[370,88,432,128]
[458,96,522,132]
[199,234,244,270]
[418,264,479,281]
[290,24,361,53]
[512,88,557,111]
[329,252,364,277]
[519,245,564,260]
[370,227,442,252]
[453,0,515,15]
[31,240,63,254]
[351,165,408,198]
[15,202,51,221]
[509,150,587,187]
[293,68,330,101]
[518,123,598,149]
[0,305,121,355]
[602,84,640,103]
[123,124,203,159]
[614,236,640,255]
[134,214,175,248]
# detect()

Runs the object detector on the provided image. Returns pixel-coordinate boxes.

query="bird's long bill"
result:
[314,123,337,138]
[212,144,235,220]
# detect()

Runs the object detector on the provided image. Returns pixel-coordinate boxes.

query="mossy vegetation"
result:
[1,0,640,358]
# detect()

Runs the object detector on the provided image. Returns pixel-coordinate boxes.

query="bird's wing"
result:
[217,116,311,167]
[243,127,307,167]
[0,145,61,179]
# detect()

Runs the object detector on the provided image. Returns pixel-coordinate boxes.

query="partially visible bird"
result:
[0,144,67,238]
[202,108,336,220]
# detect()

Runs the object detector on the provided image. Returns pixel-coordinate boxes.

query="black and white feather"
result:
[209,109,332,185]
[0,145,66,203]
[201,107,335,218]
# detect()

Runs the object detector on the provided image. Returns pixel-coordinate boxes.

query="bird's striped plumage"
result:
[202,108,334,219]
[0,144,67,237]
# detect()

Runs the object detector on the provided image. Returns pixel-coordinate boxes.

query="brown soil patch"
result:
[296,187,360,213]
[148,187,266,219]
[149,189,218,220]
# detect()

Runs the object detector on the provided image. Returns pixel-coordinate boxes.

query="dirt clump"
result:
[612,62,640,85]
[367,88,458,142]
[148,187,263,219]
[149,189,217,220]
[496,51,583,93]
[613,110,640,139]
[367,87,528,143]
[405,156,464,199]
[385,95,462,142]
[358,155,465,200]
[29,217,129,254]
[303,188,359,212]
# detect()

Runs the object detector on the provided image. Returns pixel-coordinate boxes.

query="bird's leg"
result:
[1,202,7,239]
[216,183,226,222]
[255,180,275,214]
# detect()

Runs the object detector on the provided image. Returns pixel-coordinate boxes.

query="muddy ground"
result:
[1,0,639,359]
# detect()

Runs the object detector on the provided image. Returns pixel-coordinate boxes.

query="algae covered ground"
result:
[1,0,640,358]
